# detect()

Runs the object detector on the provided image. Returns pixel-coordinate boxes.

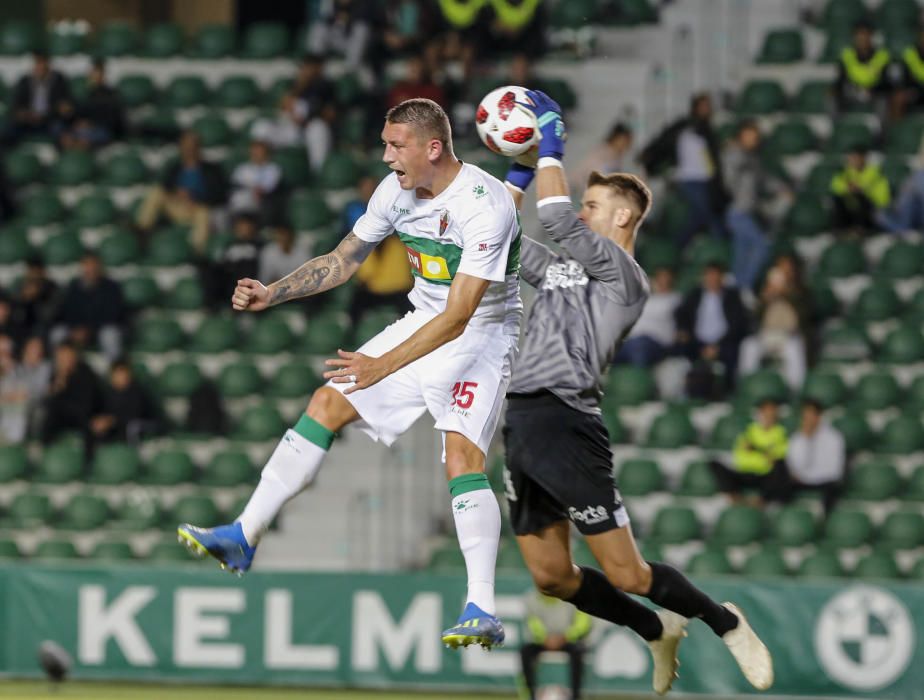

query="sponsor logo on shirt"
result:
[392,205,411,215]
[472,184,487,199]
[542,260,589,290]
[568,505,609,525]
[405,246,451,280]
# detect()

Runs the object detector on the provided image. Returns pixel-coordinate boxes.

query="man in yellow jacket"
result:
[834,22,892,115]
[830,144,891,233]
[709,396,791,506]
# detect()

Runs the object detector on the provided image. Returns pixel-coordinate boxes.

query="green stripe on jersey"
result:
[397,231,462,286]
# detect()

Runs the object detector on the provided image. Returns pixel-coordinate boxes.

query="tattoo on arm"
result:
[267,232,377,306]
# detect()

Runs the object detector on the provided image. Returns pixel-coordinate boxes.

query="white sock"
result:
[237,428,328,545]
[450,475,501,616]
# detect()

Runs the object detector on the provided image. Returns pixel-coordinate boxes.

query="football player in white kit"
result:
[178,98,522,650]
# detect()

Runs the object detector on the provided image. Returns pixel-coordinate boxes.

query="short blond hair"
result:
[385,98,453,152]
[587,171,653,229]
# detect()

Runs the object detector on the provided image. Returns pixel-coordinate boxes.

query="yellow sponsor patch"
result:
[405,246,451,280]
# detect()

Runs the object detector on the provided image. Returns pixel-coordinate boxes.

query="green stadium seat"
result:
[650,506,700,544]
[773,506,818,546]
[912,558,924,579]
[217,76,261,108]
[846,461,902,499]
[172,494,221,527]
[190,317,237,353]
[237,403,286,441]
[615,0,658,24]
[7,491,51,528]
[354,309,395,346]
[58,493,109,531]
[148,538,195,562]
[820,323,871,362]
[712,505,765,546]
[878,0,921,32]
[738,370,789,406]
[48,27,86,55]
[877,241,924,279]
[33,540,80,560]
[854,551,902,579]
[824,508,874,548]
[880,325,924,363]
[429,544,466,570]
[646,407,697,449]
[248,317,295,355]
[798,550,845,578]
[192,114,232,148]
[550,0,599,28]
[818,240,866,278]
[881,156,911,191]
[268,363,322,399]
[853,372,901,411]
[781,195,830,237]
[218,361,263,398]
[637,236,680,272]
[147,227,193,266]
[102,152,149,187]
[802,370,848,407]
[159,361,203,398]
[708,413,749,450]
[804,158,842,197]
[131,317,185,353]
[602,409,627,444]
[164,277,205,311]
[145,450,195,486]
[74,193,116,228]
[0,445,29,482]
[766,119,816,156]
[90,444,141,485]
[685,236,732,270]
[191,24,235,58]
[851,283,902,322]
[116,74,156,108]
[0,538,22,559]
[617,459,664,496]
[879,416,924,454]
[907,378,924,411]
[288,192,334,230]
[742,547,789,577]
[123,276,160,310]
[757,28,805,63]
[906,288,924,322]
[543,78,578,111]
[265,77,294,108]
[687,548,735,575]
[0,21,42,54]
[166,76,210,109]
[827,118,875,153]
[274,148,313,188]
[95,22,139,57]
[5,149,43,186]
[112,493,161,530]
[143,23,184,57]
[604,366,656,406]
[97,229,140,266]
[809,280,840,321]
[242,22,289,59]
[821,0,867,30]
[334,73,364,107]
[304,312,348,354]
[36,444,83,483]
[319,152,362,189]
[90,541,135,561]
[879,511,924,549]
[678,460,717,497]
[886,118,924,155]
[735,80,786,114]
[792,80,831,114]
[818,27,858,69]
[831,409,875,452]
[50,151,95,186]
[202,450,254,487]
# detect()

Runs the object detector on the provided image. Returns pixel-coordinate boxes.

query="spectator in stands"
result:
[614,265,680,367]
[786,399,846,516]
[386,53,448,109]
[892,27,924,119]
[722,121,790,292]
[380,0,438,58]
[40,341,102,449]
[738,259,810,391]
[484,0,547,59]
[206,213,263,308]
[259,223,313,284]
[0,335,51,444]
[90,359,161,445]
[59,59,124,151]
[229,138,283,223]
[520,589,591,700]
[10,257,59,342]
[830,144,891,233]
[136,130,227,255]
[834,22,892,117]
[675,261,749,397]
[51,252,126,362]
[878,143,924,232]
[709,397,790,507]
[572,122,634,192]
[5,51,73,145]
[639,93,727,248]
[342,174,378,231]
[307,0,373,69]
[0,158,16,224]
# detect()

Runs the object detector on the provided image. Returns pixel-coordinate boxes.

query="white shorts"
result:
[328,310,518,456]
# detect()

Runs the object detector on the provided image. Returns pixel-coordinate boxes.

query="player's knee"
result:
[531,564,579,599]
[306,387,356,431]
[602,561,652,595]
[444,433,485,479]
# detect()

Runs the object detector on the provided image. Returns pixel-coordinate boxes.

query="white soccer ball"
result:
[475,85,539,157]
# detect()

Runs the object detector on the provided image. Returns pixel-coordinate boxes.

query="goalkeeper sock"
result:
[645,561,738,636]
[237,414,334,546]
[449,473,501,616]
[566,567,664,641]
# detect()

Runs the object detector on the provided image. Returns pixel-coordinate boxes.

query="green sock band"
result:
[449,473,490,498]
[293,414,335,450]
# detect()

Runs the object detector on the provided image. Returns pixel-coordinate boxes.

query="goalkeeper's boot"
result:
[721,602,774,690]
[177,522,255,575]
[441,602,505,650]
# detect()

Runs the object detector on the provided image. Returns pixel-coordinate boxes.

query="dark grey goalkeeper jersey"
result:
[507,197,650,414]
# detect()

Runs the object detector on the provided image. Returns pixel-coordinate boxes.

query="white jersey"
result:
[352,163,523,332]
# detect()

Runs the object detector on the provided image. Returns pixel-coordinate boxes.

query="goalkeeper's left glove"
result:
[518,89,566,160]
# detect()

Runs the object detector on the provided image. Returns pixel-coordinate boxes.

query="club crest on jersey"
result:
[438,209,450,237]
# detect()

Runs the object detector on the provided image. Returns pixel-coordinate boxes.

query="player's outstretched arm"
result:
[324,272,489,394]
[232,232,376,311]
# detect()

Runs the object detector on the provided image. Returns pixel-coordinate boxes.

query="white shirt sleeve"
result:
[456,205,516,283]
[352,176,396,244]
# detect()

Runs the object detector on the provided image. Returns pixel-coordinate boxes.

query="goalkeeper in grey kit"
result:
[502,90,774,696]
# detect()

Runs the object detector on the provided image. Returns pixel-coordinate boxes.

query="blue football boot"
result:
[441,602,505,650]
[177,522,255,575]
